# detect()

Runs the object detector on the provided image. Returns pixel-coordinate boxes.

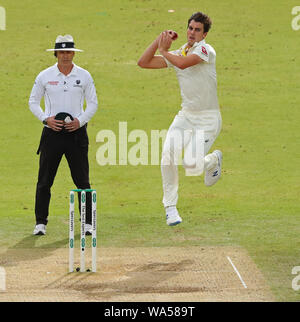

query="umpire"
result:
[29,35,98,235]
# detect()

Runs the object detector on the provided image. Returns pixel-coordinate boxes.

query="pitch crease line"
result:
[226,256,247,289]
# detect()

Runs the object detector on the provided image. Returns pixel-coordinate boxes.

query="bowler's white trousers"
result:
[161,110,222,208]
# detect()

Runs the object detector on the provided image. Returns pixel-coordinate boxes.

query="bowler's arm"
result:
[159,51,203,70]
[158,31,203,69]
[137,36,167,69]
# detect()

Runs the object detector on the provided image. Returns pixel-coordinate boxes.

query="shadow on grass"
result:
[0,234,80,266]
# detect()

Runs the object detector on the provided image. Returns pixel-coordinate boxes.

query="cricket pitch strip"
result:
[0,246,274,301]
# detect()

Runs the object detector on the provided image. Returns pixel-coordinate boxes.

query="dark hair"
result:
[188,12,212,33]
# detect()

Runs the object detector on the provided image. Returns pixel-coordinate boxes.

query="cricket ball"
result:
[168,30,178,40]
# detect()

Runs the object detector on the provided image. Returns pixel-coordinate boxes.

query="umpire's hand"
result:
[46,116,64,131]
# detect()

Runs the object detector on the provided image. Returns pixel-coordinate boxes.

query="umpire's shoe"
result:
[33,224,46,235]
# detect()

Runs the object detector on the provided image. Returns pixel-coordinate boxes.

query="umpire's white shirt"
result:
[29,63,98,127]
[164,39,219,120]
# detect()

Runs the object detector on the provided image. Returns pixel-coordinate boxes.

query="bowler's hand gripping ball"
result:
[168,30,178,40]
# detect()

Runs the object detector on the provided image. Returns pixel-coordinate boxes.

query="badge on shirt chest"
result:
[73,79,82,88]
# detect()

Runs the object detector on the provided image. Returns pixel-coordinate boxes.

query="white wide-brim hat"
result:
[46,34,83,52]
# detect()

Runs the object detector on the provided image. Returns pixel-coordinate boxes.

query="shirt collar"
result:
[181,39,206,52]
[54,63,78,76]
[192,39,206,48]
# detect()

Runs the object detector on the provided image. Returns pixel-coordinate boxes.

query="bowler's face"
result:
[187,20,207,46]
[57,51,75,65]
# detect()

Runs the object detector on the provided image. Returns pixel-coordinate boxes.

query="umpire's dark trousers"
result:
[35,125,92,225]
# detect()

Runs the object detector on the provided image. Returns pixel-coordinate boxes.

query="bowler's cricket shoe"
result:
[33,224,46,235]
[205,150,222,187]
[166,206,182,226]
[85,224,92,236]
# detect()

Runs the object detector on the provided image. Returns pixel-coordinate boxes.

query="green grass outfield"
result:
[0,0,299,301]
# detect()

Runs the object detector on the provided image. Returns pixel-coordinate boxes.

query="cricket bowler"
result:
[138,12,222,226]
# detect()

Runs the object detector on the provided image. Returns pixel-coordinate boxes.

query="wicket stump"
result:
[69,189,97,273]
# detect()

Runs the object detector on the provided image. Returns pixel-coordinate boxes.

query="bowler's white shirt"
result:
[164,39,219,119]
[29,63,98,127]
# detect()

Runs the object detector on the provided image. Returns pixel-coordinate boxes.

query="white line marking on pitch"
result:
[227,256,248,289]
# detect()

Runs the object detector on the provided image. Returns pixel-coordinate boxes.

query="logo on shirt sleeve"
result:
[201,46,208,56]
